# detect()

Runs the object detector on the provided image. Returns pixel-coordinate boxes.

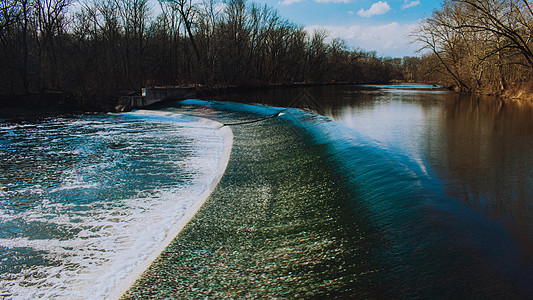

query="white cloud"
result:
[305,22,421,57]
[280,0,305,5]
[315,0,350,3]
[281,0,349,4]
[402,0,421,9]
[357,1,391,18]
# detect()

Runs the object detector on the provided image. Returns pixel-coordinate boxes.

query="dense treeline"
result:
[0,0,405,98]
[411,0,533,94]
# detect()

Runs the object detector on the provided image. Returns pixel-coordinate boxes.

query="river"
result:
[1,84,533,298]
[216,83,533,254]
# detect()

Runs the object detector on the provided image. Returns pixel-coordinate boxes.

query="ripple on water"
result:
[0,111,230,299]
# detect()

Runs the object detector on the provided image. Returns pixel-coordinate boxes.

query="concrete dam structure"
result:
[116,87,196,111]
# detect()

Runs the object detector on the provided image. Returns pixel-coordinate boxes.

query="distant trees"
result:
[412,0,533,92]
[0,0,408,97]
[7,0,532,101]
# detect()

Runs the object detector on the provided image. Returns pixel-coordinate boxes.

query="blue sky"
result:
[252,0,443,57]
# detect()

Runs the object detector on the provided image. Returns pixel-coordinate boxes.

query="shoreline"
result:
[105,115,234,300]
[0,82,359,117]
[431,82,533,102]
[2,82,532,119]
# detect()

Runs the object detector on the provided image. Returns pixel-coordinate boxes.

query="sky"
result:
[252,0,443,57]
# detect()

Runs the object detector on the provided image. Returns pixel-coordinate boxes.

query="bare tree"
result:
[165,0,200,63]
[412,2,471,90]
[0,0,409,100]
[412,0,533,92]
[454,0,533,68]
[117,0,150,88]
[0,0,20,31]
[34,0,73,90]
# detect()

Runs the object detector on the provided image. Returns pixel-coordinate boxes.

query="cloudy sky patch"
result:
[357,1,391,18]
[315,0,350,3]
[254,0,440,56]
[402,0,421,9]
[306,22,422,57]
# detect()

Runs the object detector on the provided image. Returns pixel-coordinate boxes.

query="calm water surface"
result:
[327,85,533,248]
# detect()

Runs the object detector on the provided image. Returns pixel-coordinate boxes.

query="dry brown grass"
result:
[501,81,533,102]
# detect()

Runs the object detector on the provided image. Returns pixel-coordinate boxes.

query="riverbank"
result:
[0,82,353,117]
[500,83,533,102]
[437,81,533,102]
[3,81,532,119]
[0,92,119,117]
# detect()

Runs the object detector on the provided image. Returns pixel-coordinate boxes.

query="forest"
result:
[0,0,405,100]
[2,0,532,107]
[411,0,533,96]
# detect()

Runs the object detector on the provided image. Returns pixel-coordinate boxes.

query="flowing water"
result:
[0,111,231,299]
[2,84,533,298]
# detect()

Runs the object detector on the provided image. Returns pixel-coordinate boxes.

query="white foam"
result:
[0,112,233,300]
[106,114,233,300]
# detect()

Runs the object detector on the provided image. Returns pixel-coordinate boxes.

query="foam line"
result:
[106,115,233,300]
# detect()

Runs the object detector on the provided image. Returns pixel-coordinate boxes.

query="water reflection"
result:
[211,85,533,254]
[329,90,533,254]
[435,95,533,250]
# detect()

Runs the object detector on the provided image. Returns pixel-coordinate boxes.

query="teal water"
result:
[216,84,533,253]
[125,93,533,298]
[0,112,229,298]
[2,84,533,298]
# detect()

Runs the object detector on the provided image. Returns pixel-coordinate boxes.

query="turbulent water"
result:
[2,84,533,299]
[0,111,231,299]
